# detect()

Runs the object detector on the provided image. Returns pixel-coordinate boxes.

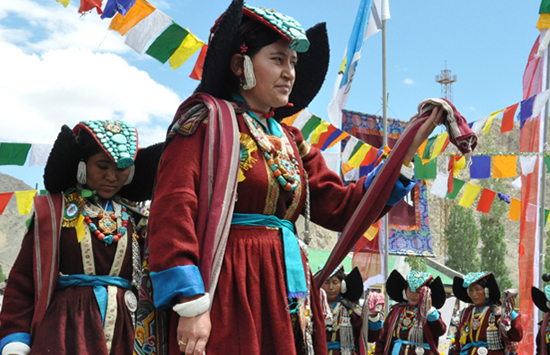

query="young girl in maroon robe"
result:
[375,270,447,355]
[0,121,160,355]
[134,1,445,355]
[453,272,523,355]
[532,284,550,354]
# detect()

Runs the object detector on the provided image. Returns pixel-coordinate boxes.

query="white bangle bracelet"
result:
[400,162,414,180]
[172,293,210,318]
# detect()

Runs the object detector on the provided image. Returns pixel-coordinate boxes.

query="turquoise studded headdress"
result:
[407,271,433,293]
[242,4,309,52]
[532,285,550,313]
[462,271,491,288]
[453,272,500,304]
[73,120,138,168]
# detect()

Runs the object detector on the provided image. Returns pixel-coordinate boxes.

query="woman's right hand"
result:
[177,310,211,355]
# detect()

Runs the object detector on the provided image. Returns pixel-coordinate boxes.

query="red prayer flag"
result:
[79,0,103,14]
[312,125,337,149]
[0,192,13,215]
[190,44,208,81]
[476,188,496,214]
[501,103,519,133]
[447,158,455,194]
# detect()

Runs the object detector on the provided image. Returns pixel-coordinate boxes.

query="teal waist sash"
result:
[460,341,489,355]
[231,213,307,300]
[56,274,132,324]
[392,339,430,355]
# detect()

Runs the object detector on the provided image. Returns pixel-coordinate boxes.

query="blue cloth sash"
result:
[327,341,341,350]
[231,213,307,299]
[56,274,132,324]
[460,341,488,355]
[392,339,430,355]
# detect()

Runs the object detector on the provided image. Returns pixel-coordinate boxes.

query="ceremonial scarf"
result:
[315,99,475,287]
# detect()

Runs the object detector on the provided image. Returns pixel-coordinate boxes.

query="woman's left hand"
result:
[403,106,445,162]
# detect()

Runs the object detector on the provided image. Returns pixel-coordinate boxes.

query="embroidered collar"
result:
[232,93,282,137]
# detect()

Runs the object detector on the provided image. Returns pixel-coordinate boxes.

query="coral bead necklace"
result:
[82,199,128,245]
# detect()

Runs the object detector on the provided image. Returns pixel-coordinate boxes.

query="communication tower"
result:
[435,62,457,258]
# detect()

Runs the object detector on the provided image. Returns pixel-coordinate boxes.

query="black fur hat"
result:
[386,270,446,309]
[198,0,329,121]
[453,272,500,304]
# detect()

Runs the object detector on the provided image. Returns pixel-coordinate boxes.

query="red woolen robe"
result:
[147,110,385,355]
[0,193,145,355]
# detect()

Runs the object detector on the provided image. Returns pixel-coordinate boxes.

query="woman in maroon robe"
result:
[0,121,161,355]
[134,1,444,355]
[375,270,447,355]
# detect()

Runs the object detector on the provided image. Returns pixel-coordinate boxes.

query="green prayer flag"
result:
[446,178,466,199]
[422,137,436,160]
[349,142,365,160]
[146,22,189,64]
[40,190,48,196]
[0,143,31,165]
[541,0,550,14]
[414,156,437,179]
[300,115,322,140]
[545,209,550,227]
[544,155,550,173]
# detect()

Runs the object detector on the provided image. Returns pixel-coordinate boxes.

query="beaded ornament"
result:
[82,200,129,245]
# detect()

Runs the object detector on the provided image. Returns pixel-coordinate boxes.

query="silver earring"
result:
[340,280,347,294]
[242,55,256,90]
[124,165,135,186]
[77,161,87,185]
[484,288,490,299]
[402,289,408,301]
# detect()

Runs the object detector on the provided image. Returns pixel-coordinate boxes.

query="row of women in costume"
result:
[322,268,534,355]
[0,0,474,354]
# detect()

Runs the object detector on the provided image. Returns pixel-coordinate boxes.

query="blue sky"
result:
[0,0,542,190]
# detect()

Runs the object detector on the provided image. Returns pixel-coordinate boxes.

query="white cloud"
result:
[403,78,414,85]
[0,0,181,146]
[465,106,476,111]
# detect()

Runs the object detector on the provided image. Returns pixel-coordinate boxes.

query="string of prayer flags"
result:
[477,189,497,214]
[0,193,13,215]
[508,198,522,221]
[167,31,204,70]
[0,143,32,166]
[15,191,36,215]
[309,120,332,147]
[109,0,155,36]
[458,182,482,208]
[470,155,492,179]
[431,132,449,159]
[300,115,323,141]
[146,23,198,65]
[348,143,371,170]
[501,103,519,133]
[492,155,518,178]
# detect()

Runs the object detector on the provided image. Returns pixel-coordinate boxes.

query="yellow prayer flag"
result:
[15,190,37,215]
[453,156,466,176]
[75,214,86,243]
[482,110,504,134]
[56,0,70,7]
[492,155,517,178]
[109,0,156,36]
[431,132,449,158]
[458,183,482,207]
[309,120,331,145]
[348,144,371,170]
[508,198,522,221]
[364,225,379,241]
[169,32,205,70]
[538,13,550,30]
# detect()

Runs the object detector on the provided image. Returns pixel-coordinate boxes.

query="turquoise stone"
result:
[97,133,104,139]
[100,138,107,143]
[106,131,113,137]
[111,134,127,144]
[130,136,137,142]
[118,144,127,152]
[93,128,101,133]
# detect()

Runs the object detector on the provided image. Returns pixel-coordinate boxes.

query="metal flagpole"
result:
[382,16,389,318]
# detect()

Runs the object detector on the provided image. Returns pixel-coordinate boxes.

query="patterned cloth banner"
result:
[492,155,517,178]
[341,110,433,257]
[0,143,31,166]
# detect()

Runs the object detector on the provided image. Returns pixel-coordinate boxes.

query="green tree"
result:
[445,203,480,274]
[544,228,550,274]
[479,199,512,290]
[405,256,427,272]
